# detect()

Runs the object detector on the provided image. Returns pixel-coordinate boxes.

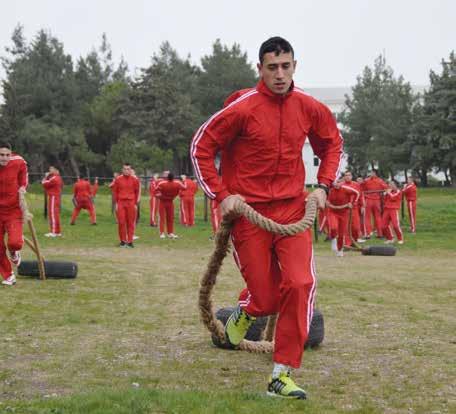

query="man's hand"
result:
[220,194,245,217]
[310,188,327,210]
[347,202,353,209]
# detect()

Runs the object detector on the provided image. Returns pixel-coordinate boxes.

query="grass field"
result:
[1,187,455,413]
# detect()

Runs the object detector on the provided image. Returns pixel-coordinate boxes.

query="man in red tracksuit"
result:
[42,166,63,237]
[361,169,388,238]
[0,141,28,286]
[356,176,367,237]
[156,172,186,238]
[343,171,365,243]
[326,179,359,257]
[382,180,404,244]
[111,164,140,247]
[149,174,160,227]
[91,177,99,199]
[179,174,198,226]
[70,177,97,225]
[403,177,417,233]
[191,37,343,398]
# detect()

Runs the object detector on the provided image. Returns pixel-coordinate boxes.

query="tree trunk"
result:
[67,147,80,178]
[450,168,456,187]
[404,169,408,181]
[419,169,428,187]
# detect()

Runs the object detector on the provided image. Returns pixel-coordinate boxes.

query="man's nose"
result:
[276,67,284,79]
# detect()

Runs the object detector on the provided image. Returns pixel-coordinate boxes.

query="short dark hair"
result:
[0,141,12,150]
[259,37,294,63]
[371,169,379,176]
[167,172,174,181]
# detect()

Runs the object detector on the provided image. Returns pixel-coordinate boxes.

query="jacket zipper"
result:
[271,97,284,199]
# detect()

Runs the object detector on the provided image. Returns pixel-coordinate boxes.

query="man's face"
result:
[258,52,296,95]
[122,165,131,176]
[0,147,12,166]
[343,172,352,182]
[356,177,363,183]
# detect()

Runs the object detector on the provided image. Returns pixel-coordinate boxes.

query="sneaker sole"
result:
[266,391,306,400]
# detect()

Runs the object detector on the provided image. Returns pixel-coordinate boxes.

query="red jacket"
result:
[149,179,162,197]
[73,179,92,201]
[191,79,344,203]
[384,190,402,209]
[344,180,363,207]
[328,185,359,210]
[156,180,186,201]
[362,177,388,201]
[0,153,28,211]
[180,179,198,198]
[112,175,140,203]
[402,183,417,201]
[91,182,99,197]
[42,174,63,197]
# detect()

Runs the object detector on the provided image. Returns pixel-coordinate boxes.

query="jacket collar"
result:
[256,79,295,101]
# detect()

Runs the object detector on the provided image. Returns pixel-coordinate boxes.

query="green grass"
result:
[0,188,455,413]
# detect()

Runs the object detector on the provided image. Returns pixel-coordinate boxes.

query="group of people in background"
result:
[319,169,418,257]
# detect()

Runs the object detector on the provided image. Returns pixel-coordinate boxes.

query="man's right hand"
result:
[220,194,245,217]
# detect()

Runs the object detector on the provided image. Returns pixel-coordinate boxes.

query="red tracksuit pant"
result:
[365,199,383,237]
[318,208,329,235]
[0,210,23,280]
[71,199,96,224]
[382,208,403,241]
[210,199,222,234]
[232,194,316,368]
[406,199,416,232]
[159,200,175,234]
[350,207,362,241]
[116,200,137,243]
[328,209,350,251]
[48,195,61,234]
[180,197,195,226]
[150,197,159,226]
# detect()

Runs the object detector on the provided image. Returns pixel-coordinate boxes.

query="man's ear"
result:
[257,62,262,77]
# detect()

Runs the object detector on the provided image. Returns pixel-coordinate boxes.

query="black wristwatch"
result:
[316,183,329,195]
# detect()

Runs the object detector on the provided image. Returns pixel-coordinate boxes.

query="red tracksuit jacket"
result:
[191,79,344,202]
[73,179,92,201]
[402,183,417,201]
[157,180,186,200]
[112,175,140,203]
[384,190,402,209]
[0,153,28,212]
[42,174,63,196]
[362,177,388,200]
[328,185,359,208]
[179,179,198,198]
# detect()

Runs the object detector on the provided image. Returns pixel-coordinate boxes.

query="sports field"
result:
[1,187,455,413]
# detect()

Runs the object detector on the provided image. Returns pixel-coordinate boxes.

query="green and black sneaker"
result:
[224,306,256,348]
[267,372,307,400]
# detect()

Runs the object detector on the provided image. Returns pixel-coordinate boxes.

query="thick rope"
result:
[199,192,319,353]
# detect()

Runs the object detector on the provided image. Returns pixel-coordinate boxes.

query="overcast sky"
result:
[1,0,455,88]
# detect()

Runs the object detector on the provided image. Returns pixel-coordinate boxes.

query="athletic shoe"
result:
[133,235,139,240]
[119,241,127,247]
[331,238,337,252]
[70,222,75,225]
[224,306,256,347]
[356,238,366,243]
[44,233,56,237]
[127,243,134,248]
[168,233,179,239]
[55,233,62,237]
[267,372,307,400]
[2,274,16,286]
[9,251,21,267]
[91,222,97,226]
[384,239,394,244]
[160,233,166,239]
[397,240,404,245]
[336,250,344,257]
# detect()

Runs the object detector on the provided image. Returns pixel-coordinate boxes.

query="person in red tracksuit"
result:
[382,180,404,244]
[149,174,160,227]
[111,164,140,247]
[70,177,97,225]
[326,180,359,257]
[179,174,198,226]
[91,177,99,199]
[0,141,28,286]
[361,169,388,238]
[343,171,365,243]
[403,177,417,233]
[156,172,186,239]
[42,166,63,237]
[356,176,367,237]
[191,37,343,398]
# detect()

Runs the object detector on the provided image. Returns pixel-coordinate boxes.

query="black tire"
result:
[211,307,324,349]
[361,245,397,256]
[305,309,324,349]
[18,260,78,279]
[211,307,268,349]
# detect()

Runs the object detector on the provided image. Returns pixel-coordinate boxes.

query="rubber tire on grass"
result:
[18,260,78,279]
[361,245,396,256]
[211,307,324,350]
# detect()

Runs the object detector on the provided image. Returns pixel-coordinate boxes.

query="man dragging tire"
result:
[0,141,28,286]
[191,37,343,399]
